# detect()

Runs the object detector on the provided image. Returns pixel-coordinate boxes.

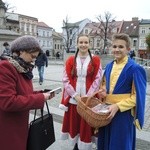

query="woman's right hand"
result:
[74,94,81,102]
[43,92,55,101]
[106,104,119,120]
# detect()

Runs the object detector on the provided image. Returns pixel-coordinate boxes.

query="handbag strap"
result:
[33,109,37,120]
[45,101,50,115]
[33,101,51,121]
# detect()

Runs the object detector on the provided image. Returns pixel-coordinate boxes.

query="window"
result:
[90,40,93,47]
[9,26,12,30]
[43,31,45,37]
[47,41,49,47]
[126,26,129,30]
[141,27,146,34]
[47,32,49,37]
[21,23,25,31]
[70,29,72,35]
[43,41,45,46]
[39,40,41,46]
[31,25,34,33]
[97,40,100,47]
[26,23,30,32]
[85,29,88,34]
[140,39,145,47]
[133,40,137,47]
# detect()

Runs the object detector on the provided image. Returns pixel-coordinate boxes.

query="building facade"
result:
[138,19,150,58]
[62,18,91,52]
[0,0,20,54]
[37,22,53,55]
[81,20,122,54]
[52,31,63,58]
[19,14,38,36]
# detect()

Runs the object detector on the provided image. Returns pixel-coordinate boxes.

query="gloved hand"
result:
[43,89,51,92]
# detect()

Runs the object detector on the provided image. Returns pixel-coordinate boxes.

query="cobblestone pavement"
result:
[32,64,150,150]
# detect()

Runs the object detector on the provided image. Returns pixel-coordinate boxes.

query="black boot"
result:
[73,143,79,150]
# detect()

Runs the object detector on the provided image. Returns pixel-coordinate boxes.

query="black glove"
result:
[43,89,51,93]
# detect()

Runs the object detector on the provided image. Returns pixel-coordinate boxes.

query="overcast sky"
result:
[5,0,150,32]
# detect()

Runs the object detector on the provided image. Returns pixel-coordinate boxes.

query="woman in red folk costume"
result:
[59,34,103,150]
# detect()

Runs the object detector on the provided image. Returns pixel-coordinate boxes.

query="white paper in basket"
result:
[91,103,109,114]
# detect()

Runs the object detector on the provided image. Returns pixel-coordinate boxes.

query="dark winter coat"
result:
[35,53,48,67]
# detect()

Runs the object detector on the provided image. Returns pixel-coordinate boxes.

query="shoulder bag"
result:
[27,102,55,150]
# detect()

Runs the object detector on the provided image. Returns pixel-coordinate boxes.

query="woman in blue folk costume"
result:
[97,33,147,150]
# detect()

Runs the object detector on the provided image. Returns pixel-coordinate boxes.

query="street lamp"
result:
[62,44,66,63]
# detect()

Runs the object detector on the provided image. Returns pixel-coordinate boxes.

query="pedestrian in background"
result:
[35,50,48,85]
[59,34,103,150]
[1,41,11,56]
[97,33,147,150]
[0,35,54,150]
[129,50,136,59]
[46,50,50,57]
[56,51,60,59]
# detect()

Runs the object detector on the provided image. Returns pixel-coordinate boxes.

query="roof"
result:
[63,18,90,28]
[19,14,38,20]
[140,19,150,24]
[38,22,53,29]
[119,20,139,37]
[52,31,63,37]
[83,21,122,36]
[52,31,63,40]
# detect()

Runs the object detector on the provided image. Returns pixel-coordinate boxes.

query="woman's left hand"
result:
[95,88,106,99]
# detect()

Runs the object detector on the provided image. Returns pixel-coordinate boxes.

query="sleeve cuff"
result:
[59,104,68,112]
[72,92,78,98]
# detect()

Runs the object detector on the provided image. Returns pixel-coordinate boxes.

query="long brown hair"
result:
[71,34,94,76]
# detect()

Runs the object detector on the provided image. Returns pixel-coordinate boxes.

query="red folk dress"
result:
[60,55,102,150]
[0,60,45,150]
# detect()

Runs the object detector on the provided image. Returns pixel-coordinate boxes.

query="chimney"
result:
[132,17,139,21]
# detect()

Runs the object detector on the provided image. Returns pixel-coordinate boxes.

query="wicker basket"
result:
[77,97,111,129]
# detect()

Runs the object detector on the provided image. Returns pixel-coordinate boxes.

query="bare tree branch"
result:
[4,1,16,12]
[94,11,116,54]
[62,16,79,53]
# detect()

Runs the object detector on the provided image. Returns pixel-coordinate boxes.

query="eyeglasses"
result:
[112,45,125,49]
[30,53,38,59]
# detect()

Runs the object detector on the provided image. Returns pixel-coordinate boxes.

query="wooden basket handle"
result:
[85,88,106,106]
[85,90,101,106]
